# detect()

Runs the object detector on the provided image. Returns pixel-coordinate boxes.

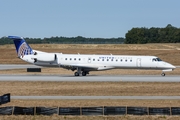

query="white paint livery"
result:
[9,36,176,76]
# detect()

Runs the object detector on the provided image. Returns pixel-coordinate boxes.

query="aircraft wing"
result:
[59,64,98,71]
[59,64,114,71]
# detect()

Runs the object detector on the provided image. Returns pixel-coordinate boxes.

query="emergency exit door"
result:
[136,58,141,67]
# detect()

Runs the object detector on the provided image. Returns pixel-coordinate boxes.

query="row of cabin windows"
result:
[64,58,132,62]
[65,58,81,61]
[94,59,132,62]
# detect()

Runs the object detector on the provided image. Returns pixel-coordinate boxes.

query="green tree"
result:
[125,24,180,44]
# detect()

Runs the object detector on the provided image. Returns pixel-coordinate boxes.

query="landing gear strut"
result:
[161,73,165,76]
[74,67,81,76]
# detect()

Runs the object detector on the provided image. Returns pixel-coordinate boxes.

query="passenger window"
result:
[70,58,72,60]
[125,60,127,62]
[102,59,104,61]
[79,58,81,61]
[74,58,76,60]
[111,59,113,61]
[107,59,109,61]
[65,58,67,60]
[116,59,118,62]
[93,59,95,61]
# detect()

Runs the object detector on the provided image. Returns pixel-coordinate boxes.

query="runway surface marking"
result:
[11,96,180,100]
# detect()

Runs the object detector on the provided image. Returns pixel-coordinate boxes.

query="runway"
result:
[11,96,180,100]
[0,64,179,82]
[0,64,41,70]
[0,75,179,82]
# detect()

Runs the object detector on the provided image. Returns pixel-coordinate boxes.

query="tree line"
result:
[0,36,124,45]
[125,24,180,44]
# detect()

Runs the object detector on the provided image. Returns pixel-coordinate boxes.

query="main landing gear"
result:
[74,71,89,76]
[74,68,89,76]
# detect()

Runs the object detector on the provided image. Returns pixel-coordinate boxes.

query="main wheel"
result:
[161,73,165,76]
[82,71,87,76]
[74,72,79,76]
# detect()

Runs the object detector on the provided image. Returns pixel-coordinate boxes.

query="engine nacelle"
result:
[33,53,57,63]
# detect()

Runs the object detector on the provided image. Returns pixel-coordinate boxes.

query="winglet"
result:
[8,36,33,57]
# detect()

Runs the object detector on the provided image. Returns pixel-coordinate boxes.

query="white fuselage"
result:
[21,51,175,72]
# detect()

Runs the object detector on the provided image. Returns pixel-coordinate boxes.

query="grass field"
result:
[1,82,180,96]
[0,43,180,119]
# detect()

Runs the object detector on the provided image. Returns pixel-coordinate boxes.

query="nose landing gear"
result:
[161,73,165,76]
[74,72,80,76]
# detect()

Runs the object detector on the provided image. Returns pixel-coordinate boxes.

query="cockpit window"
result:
[156,58,162,61]
[152,58,156,61]
[152,58,162,62]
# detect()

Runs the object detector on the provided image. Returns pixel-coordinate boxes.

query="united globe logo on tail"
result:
[18,42,33,58]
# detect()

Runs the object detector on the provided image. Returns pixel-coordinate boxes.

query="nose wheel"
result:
[161,73,165,76]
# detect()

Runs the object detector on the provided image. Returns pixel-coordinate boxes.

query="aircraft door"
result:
[88,57,91,63]
[152,58,158,68]
[136,58,141,67]
[55,54,58,64]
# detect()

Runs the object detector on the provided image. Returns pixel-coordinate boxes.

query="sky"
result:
[0,0,180,38]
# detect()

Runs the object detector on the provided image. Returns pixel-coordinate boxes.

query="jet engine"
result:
[33,53,57,63]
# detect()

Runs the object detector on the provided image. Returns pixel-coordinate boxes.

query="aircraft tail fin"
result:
[8,36,34,57]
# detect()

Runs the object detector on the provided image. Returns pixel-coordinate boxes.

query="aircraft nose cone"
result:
[172,65,176,69]
[163,62,176,69]
[168,63,176,69]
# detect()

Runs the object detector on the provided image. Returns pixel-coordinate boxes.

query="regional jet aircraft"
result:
[8,36,176,76]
